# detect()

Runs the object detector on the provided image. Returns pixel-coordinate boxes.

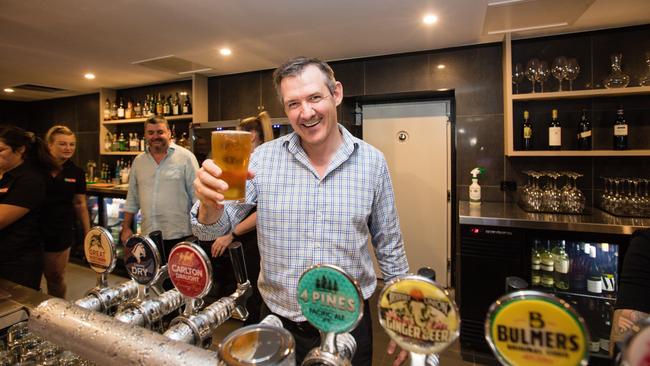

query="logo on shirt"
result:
[0,187,8,193]
[64,178,77,183]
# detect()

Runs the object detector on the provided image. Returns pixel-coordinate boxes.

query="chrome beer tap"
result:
[114,234,183,330]
[297,264,364,366]
[163,241,252,348]
[74,226,138,315]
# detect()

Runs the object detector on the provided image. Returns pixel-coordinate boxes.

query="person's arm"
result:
[0,204,30,230]
[73,193,91,236]
[120,212,135,244]
[610,308,650,356]
[211,212,257,257]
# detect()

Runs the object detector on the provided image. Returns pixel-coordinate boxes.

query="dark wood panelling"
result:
[259,70,284,118]
[0,100,29,127]
[219,72,261,120]
[364,53,430,95]
[208,77,220,121]
[331,61,365,97]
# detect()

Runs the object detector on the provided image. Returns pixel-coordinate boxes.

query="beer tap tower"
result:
[113,234,183,330]
[74,226,138,314]
[163,241,252,347]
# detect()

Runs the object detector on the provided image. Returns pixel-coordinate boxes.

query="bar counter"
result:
[459,201,650,235]
[86,184,128,198]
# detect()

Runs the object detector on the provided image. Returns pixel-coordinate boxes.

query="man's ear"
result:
[333,81,344,107]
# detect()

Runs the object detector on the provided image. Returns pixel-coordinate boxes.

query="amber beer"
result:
[212,130,252,202]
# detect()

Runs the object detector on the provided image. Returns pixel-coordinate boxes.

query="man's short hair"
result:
[146,115,170,130]
[272,57,336,104]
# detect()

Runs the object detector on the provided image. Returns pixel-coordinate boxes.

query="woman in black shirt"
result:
[0,125,58,290]
[42,125,90,298]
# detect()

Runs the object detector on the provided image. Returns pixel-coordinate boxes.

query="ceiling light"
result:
[437,64,445,69]
[84,73,95,80]
[219,48,232,56]
[4,88,14,93]
[423,14,438,25]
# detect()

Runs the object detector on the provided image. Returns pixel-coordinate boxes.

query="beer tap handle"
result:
[148,230,165,262]
[227,241,248,285]
[417,267,436,282]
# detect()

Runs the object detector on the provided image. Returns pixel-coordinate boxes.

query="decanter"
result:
[604,53,629,88]
[639,51,650,86]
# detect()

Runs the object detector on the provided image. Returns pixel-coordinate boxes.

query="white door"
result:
[363,101,451,286]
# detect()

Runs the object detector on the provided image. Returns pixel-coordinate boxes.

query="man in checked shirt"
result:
[191,57,410,366]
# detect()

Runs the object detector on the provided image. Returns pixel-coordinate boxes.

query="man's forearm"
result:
[197,202,222,225]
[122,211,135,230]
[610,308,650,356]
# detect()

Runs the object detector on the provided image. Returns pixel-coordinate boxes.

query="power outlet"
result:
[500,181,517,192]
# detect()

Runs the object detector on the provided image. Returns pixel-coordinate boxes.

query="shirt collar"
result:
[146,142,177,156]
[283,124,358,157]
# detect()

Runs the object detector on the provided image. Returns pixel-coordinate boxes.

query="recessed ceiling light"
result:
[423,14,438,25]
[84,73,96,80]
[219,48,232,56]
[437,64,446,69]
[4,88,14,93]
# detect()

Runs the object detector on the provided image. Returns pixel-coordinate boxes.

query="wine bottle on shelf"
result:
[553,240,570,290]
[600,243,616,294]
[613,106,628,150]
[577,109,592,150]
[587,246,603,294]
[548,109,561,150]
[110,100,118,120]
[522,110,533,150]
[117,98,125,119]
[541,241,555,288]
[172,93,180,115]
[586,299,601,353]
[156,93,163,115]
[125,99,133,119]
[170,124,176,144]
[103,99,111,121]
[570,243,589,292]
[134,101,143,118]
[599,301,613,353]
[118,132,127,152]
[183,95,192,114]
[163,95,171,116]
[531,240,542,287]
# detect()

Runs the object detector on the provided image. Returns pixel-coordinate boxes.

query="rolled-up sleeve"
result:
[124,161,139,214]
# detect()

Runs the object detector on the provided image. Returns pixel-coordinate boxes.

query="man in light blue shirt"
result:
[121,116,199,259]
[191,57,409,365]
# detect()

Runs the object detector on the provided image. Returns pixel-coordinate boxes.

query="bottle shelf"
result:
[533,287,616,301]
[101,151,141,156]
[512,85,650,101]
[507,149,650,157]
[102,114,193,125]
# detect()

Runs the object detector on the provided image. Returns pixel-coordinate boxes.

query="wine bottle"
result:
[110,100,118,120]
[163,95,171,116]
[613,106,628,150]
[586,299,601,352]
[117,98,125,119]
[103,99,111,121]
[577,109,592,150]
[156,93,163,115]
[541,241,554,288]
[587,246,603,294]
[183,95,192,114]
[531,240,542,287]
[553,240,570,290]
[599,301,613,352]
[548,109,561,150]
[522,110,533,150]
[600,243,616,294]
[172,92,180,115]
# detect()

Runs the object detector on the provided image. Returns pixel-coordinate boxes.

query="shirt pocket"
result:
[163,166,183,180]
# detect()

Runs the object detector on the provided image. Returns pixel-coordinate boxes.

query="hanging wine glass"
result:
[565,58,580,91]
[551,56,568,92]
[604,53,630,88]
[638,51,650,86]
[536,60,550,93]
[512,63,524,94]
[525,58,540,93]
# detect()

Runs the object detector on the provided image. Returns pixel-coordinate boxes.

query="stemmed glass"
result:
[536,61,550,93]
[512,63,524,94]
[639,51,650,86]
[525,58,540,93]
[565,58,580,90]
[552,56,568,91]
[541,172,562,212]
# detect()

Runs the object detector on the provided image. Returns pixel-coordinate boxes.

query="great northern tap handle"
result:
[228,241,248,285]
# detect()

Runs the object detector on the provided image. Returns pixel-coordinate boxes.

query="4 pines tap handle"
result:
[228,241,249,285]
[417,267,436,282]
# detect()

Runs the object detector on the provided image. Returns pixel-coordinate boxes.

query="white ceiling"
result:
[1,0,649,101]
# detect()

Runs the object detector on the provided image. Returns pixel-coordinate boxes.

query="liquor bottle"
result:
[140,136,145,151]
[163,95,171,116]
[170,124,176,144]
[531,240,542,287]
[103,99,111,121]
[183,95,192,114]
[104,132,113,152]
[599,301,613,353]
[541,241,554,288]
[548,109,561,150]
[587,246,603,294]
[117,98,125,119]
[134,101,143,118]
[522,110,533,150]
[586,299,601,352]
[125,99,133,119]
[553,240,570,290]
[156,93,163,115]
[613,106,628,150]
[143,100,150,117]
[110,100,118,120]
[600,243,616,294]
[577,109,592,150]
[118,132,127,152]
[172,93,180,115]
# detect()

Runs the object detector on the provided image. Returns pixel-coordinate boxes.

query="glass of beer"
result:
[212,130,253,202]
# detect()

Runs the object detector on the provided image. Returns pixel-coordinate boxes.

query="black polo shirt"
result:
[0,162,47,258]
[41,160,86,249]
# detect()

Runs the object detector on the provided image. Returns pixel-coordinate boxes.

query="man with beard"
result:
[121,116,199,262]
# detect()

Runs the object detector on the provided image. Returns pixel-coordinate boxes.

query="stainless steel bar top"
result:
[459,201,650,235]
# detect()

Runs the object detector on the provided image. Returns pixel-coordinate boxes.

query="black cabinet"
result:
[260,70,284,118]
[219,73,262,120]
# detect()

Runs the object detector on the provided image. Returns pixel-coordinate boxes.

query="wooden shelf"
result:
[102,114,193,125]
[507,149,650,157]
[101,151,141,156]
[511,86,650,101]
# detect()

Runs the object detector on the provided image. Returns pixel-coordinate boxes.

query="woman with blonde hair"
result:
[210,111,273,324]
[42,125,91,298]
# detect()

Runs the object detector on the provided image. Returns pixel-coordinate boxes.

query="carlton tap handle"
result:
[228,241,249,285]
